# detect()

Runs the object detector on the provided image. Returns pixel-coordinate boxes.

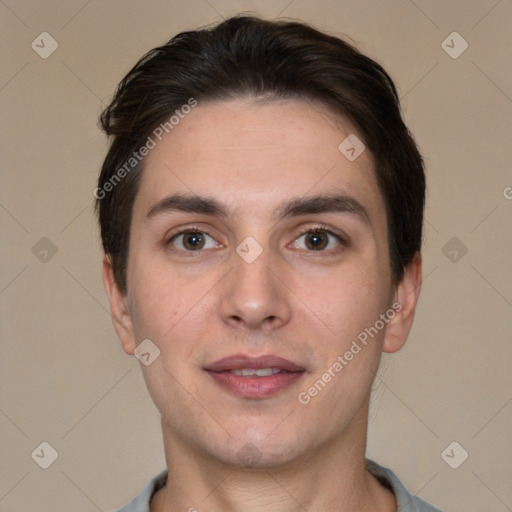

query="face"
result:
[104,98,420,468]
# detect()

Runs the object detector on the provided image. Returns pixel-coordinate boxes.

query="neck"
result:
[151,406,396,512]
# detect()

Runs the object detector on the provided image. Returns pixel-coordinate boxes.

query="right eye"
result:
[167,230,221,251]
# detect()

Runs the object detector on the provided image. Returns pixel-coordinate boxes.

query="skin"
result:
[103,98,422,512]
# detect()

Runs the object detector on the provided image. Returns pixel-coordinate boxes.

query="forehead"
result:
[133,98,385,222]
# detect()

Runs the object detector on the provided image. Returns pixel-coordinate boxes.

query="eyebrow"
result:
[146,192,370,224]
[276,194,369,223]
[147,193,228,218]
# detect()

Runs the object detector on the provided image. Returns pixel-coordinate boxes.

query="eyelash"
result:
[292,224,346,251]
[166,224,347,253]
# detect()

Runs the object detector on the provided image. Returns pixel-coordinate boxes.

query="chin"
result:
[210,424,308,470]
[222,441,304,470]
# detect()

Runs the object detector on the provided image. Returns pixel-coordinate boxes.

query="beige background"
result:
[1,0,511,511]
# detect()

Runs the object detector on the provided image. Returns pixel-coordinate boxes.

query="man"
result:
[96,15,442,512]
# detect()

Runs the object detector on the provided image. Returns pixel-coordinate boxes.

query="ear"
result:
[102,256,137,355]
[382,251,422,354]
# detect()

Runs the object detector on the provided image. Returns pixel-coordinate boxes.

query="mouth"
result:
[229,368,282,377]
[204,354,306,399]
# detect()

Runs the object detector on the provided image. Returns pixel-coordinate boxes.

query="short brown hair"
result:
[96,15,425,292]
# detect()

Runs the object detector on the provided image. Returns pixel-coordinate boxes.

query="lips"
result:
[205,354,306,373]
[204,354,306,399]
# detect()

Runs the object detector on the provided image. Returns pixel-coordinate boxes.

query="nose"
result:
[219,244,292,332]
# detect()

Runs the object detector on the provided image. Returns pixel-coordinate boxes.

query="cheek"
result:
[127,256,182,340]
[309,262,391,345]
[127,269,210,409]
[297,269,390,418]
[127,257,217,356]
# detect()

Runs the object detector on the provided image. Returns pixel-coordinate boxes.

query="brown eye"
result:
[169,230,218,251]
[304,231,329,250]
[292,228,344,252]
[182,232,205,250]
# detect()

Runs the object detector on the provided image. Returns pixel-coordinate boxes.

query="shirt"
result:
[113,459,442,511]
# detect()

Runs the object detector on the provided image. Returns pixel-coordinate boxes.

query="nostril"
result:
[229,314,277,327]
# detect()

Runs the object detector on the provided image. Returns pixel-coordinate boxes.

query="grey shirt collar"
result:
[113,459,442,512]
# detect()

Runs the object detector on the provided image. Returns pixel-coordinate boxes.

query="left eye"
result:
[169,231,219,251]
[292,229,342,251]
